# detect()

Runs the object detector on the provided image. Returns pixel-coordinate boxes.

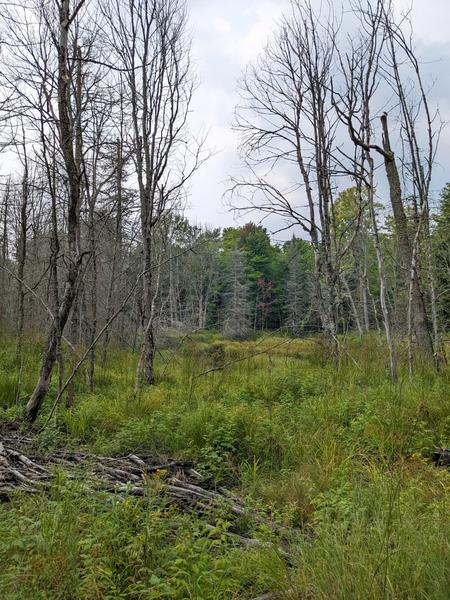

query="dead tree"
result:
[9,125,33,361]
[102,134,125,366]
[0,182,11,330]
[102,0,204,385]
[333,0,437,365]
[231,1,362,344]
[25,1,92,420]
[382,4,443,363]
[331,0,397,377]
[0,0,94,419]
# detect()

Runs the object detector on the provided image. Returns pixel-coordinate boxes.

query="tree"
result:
[434,184,450,334]
[221,248,252,339]
[333,0,439,365]
[102,0,204,385]
[284,237,314,333]
[332,187,379,334]
[223,224,278,329]
[231,1,358,344]
[182,227,221,329]
[0,0,94,420]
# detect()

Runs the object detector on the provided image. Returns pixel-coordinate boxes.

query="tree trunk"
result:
[380,114,434,362]
[26,0,83,421]
[366,152,397,380]
[102,140,123,365]
[342,273,363,336]
[15,164,29,360]
[142,233,155,385]
[26,261,79,421]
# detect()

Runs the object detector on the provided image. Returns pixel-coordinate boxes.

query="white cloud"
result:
[394,0,450,45]
[211,16,232,34]
[187,0,450,234]
[233,2,283,62]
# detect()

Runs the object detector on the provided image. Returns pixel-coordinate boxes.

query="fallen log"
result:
[0,433,293,540]
[0,432,304,573]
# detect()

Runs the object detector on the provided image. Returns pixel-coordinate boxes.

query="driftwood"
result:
[0,432,296,557]
[0,435,222,504]
[1,431,297,600]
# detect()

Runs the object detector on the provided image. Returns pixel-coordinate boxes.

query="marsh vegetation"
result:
[1,334,449,599]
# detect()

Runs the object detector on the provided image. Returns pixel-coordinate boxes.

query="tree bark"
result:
[380,114,434,361]
[15,161,29,361]
[26,0,84,421]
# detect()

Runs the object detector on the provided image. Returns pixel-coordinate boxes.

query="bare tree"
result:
[14,136,32,361]
[231,0,360,346]
[0,0,96,419]
[333,0,438,365]
[0,182,12,331]
[331,0,398,377]
[101,0,205,385]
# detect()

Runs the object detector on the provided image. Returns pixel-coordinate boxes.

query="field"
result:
[0,334,449,599]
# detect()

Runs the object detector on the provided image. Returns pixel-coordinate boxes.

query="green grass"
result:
[0,334,449,599]
[0,478,284,600]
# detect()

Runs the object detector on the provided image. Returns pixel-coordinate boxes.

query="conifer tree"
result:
[284,238,313,333]
[221,248,252,339]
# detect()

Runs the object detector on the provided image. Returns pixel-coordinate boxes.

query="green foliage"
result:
[433,183,450,330]
[223,223,274,283]
[222,223,295,329]
[293,467,450,600]
[1,334,449,599]
[0,481,280,599]
[0,336,43,410]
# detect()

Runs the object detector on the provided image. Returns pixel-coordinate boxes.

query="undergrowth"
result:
[0,333,449,599]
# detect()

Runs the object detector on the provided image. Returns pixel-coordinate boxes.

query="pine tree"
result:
[434,184,450,331]
[221,248,252,339]
[284,238,313,333]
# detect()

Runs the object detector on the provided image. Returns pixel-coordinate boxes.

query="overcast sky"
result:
[185,0,450,236]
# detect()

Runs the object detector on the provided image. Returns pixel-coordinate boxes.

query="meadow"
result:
[0,333,449,599]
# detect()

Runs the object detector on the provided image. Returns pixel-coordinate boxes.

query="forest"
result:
[0,0,449,599]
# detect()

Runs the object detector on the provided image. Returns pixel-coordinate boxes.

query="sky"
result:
[185,0,450,236]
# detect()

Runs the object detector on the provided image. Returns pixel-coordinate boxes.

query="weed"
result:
[0,333,449,599]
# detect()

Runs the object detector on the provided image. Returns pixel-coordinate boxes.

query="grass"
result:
[0,333,449,599]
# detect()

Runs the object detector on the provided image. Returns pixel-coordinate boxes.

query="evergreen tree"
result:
[223,223,280,329]
[434,184,450,331]
[284,237,314,333]
[221,248,252,339]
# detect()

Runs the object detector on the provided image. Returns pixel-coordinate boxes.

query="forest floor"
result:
[0,333,449,599]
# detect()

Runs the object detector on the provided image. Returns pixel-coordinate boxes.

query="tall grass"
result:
[0,333,449,598]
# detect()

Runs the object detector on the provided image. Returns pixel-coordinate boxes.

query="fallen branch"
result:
[0,434,293,542]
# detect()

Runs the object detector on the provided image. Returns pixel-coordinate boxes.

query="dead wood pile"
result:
[0,431,293,557]
[0,432,242,509]
[1,429,299,600]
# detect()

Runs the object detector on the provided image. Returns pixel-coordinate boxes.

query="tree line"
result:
[230,0,449,377]
[0,0,449,422]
